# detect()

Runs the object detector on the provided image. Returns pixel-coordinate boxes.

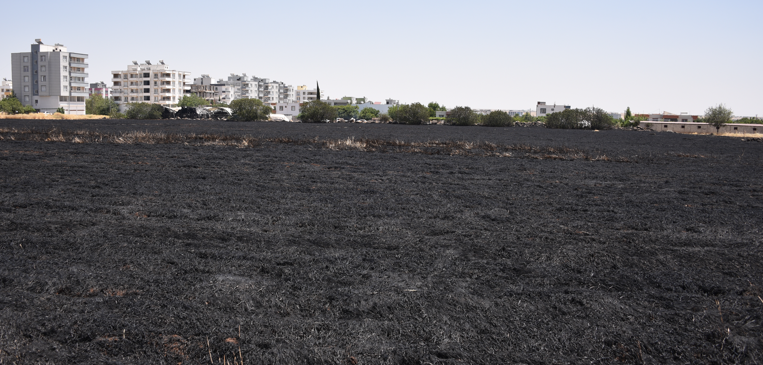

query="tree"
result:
[389,103,429,125]
[447,106,479,126]
[229,98,272,121]
[86,94,119,116]
[521,112,534,122]
[545,107,615,129]
[482,110,514,127]
[624,107,633,122]
[125,103,163,120]
[335,105,359,120]
[427,102,446,118]
[178,95,210,108]
[359,107,380,120]
[704,104,733,133]
[316,81,320,101]
[379,113,391,123]
[299,100,337,123]
[0,94,25,114]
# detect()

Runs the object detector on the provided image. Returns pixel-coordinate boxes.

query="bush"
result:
[481,110,514,127]
[545,107,615,130]
[86,94,119,115]
[125,103,164,120]
[447,106,479,126]
[0,95,26,114]
[178,95,210,108]
[379,113,391,123]
[299,100,337,123]
[359,107,380,120]
[388,103,429,125]
[335,105,359,120]
[56,107,65,114]
[229,98,271,121]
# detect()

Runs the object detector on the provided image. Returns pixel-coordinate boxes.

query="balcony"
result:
[70,90,89,97]
[70,81,88,87]
[70,72,88,78]
[70,62,88,68]
[69,53,88,59]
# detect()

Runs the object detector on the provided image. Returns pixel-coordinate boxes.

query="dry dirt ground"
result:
[1,120,762,364]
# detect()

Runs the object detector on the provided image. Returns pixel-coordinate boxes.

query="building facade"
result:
[217,74,294,103]
[88,81,111,99]
[11,40,89,114]
[635,112,699,122]
[111,61,190,109]
[189,75,234,105]
[536,101,571,117]
[1,78,11,100]
[295,85,318,103]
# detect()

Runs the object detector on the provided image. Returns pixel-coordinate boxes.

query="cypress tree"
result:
[316,81,320,101]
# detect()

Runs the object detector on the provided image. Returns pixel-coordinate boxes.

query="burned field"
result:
[1,121,762,364]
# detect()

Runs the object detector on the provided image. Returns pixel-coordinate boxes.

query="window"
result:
[154,96,158,102]
[291,106,295,111]
[664,125,667,128]
[681,125,685,129]
[734,127,738,130]
[144,96,150,101]
[154,89,158,94]
[41,75,46,82]
[41,85,47,92]
[143,88,150,93]
[24,76,29,82]
[698,126,702,129]
[143,73,150,78]
[60,96,68,101]
[64,86,68,91]
[41,66,46,72]
[63,56,67,61]
[154,81,157,86]
[143,81,150,85]
[23,56,29,62]
[40,55,46,62]
[24,86,29,92]
[154,73,158,79]
[540,108,546,114]
[24,95,29,102]
[23,66,29,72]
[63,66,67,71]
[279,106,284,111]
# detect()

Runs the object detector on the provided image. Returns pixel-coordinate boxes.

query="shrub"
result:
[481,110,514,127]
[125,103,164,120]
[389,103,429,125]
[56,107,65,114]
[447,106,479,126]
[545,108,615,130]
[299,100,337,123]
[359,107,380,120]
[178,95,210,108]
[335,105,359,120]
[86,94,119,115]
[230,98,271,121]
[379,113,391,123]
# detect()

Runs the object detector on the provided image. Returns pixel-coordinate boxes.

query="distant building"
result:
[189,75,234,105]
[1,78,11,100]
[269,102,301,118]
[294,85,318,103]
[11,39,89,114]
[218,74,294,103]
[635,112,699,123]
[88,81,111,99]
[111,60,190,109]
[536,101,571,117]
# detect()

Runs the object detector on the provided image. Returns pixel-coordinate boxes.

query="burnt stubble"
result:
[1,120,762,364]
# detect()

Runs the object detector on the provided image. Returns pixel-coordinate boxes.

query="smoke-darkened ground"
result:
[1,120,762,364]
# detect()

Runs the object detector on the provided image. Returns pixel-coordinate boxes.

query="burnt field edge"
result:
[0,126,703,162]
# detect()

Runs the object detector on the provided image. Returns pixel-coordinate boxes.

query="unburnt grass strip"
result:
[0,126,622,161]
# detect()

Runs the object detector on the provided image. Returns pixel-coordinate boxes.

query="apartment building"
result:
[294,85,318,103]
[218,74,294,103]
[189,75,234,104]
[88,81,111,98]
[536,101,571,117]
[111,61,190,110]
[11,39,89,114]
[1,78,11,100]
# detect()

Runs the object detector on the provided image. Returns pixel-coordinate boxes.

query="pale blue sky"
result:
[3,0,761,116]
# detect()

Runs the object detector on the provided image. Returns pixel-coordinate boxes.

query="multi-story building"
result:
[189,75,234,105]
[88,81,111,99]
[218,74,294,103]
[1,78,12,100]
[111,60,190,110]
[11,39,89,114]
[536,101,571,117]
[294,85,318,103]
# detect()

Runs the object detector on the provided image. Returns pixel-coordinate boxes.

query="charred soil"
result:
[1,120,762,364]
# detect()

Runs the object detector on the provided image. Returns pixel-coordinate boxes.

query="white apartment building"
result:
[111,61,190,110]
[536,101,571,117]
[88,81,111,99]
[11,40,89,114]
[219,74,294,103]
[189,75,234,105]
[1,78,12,100]
[294,85,318,103]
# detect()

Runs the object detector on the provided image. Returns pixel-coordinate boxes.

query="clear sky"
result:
[2,0,761,116]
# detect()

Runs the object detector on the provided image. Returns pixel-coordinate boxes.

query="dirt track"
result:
[1,120,762,364]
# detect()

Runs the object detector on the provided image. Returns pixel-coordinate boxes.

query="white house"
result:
[11,39,89,114]
[536,101,571,117]
[1,78,12,100]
